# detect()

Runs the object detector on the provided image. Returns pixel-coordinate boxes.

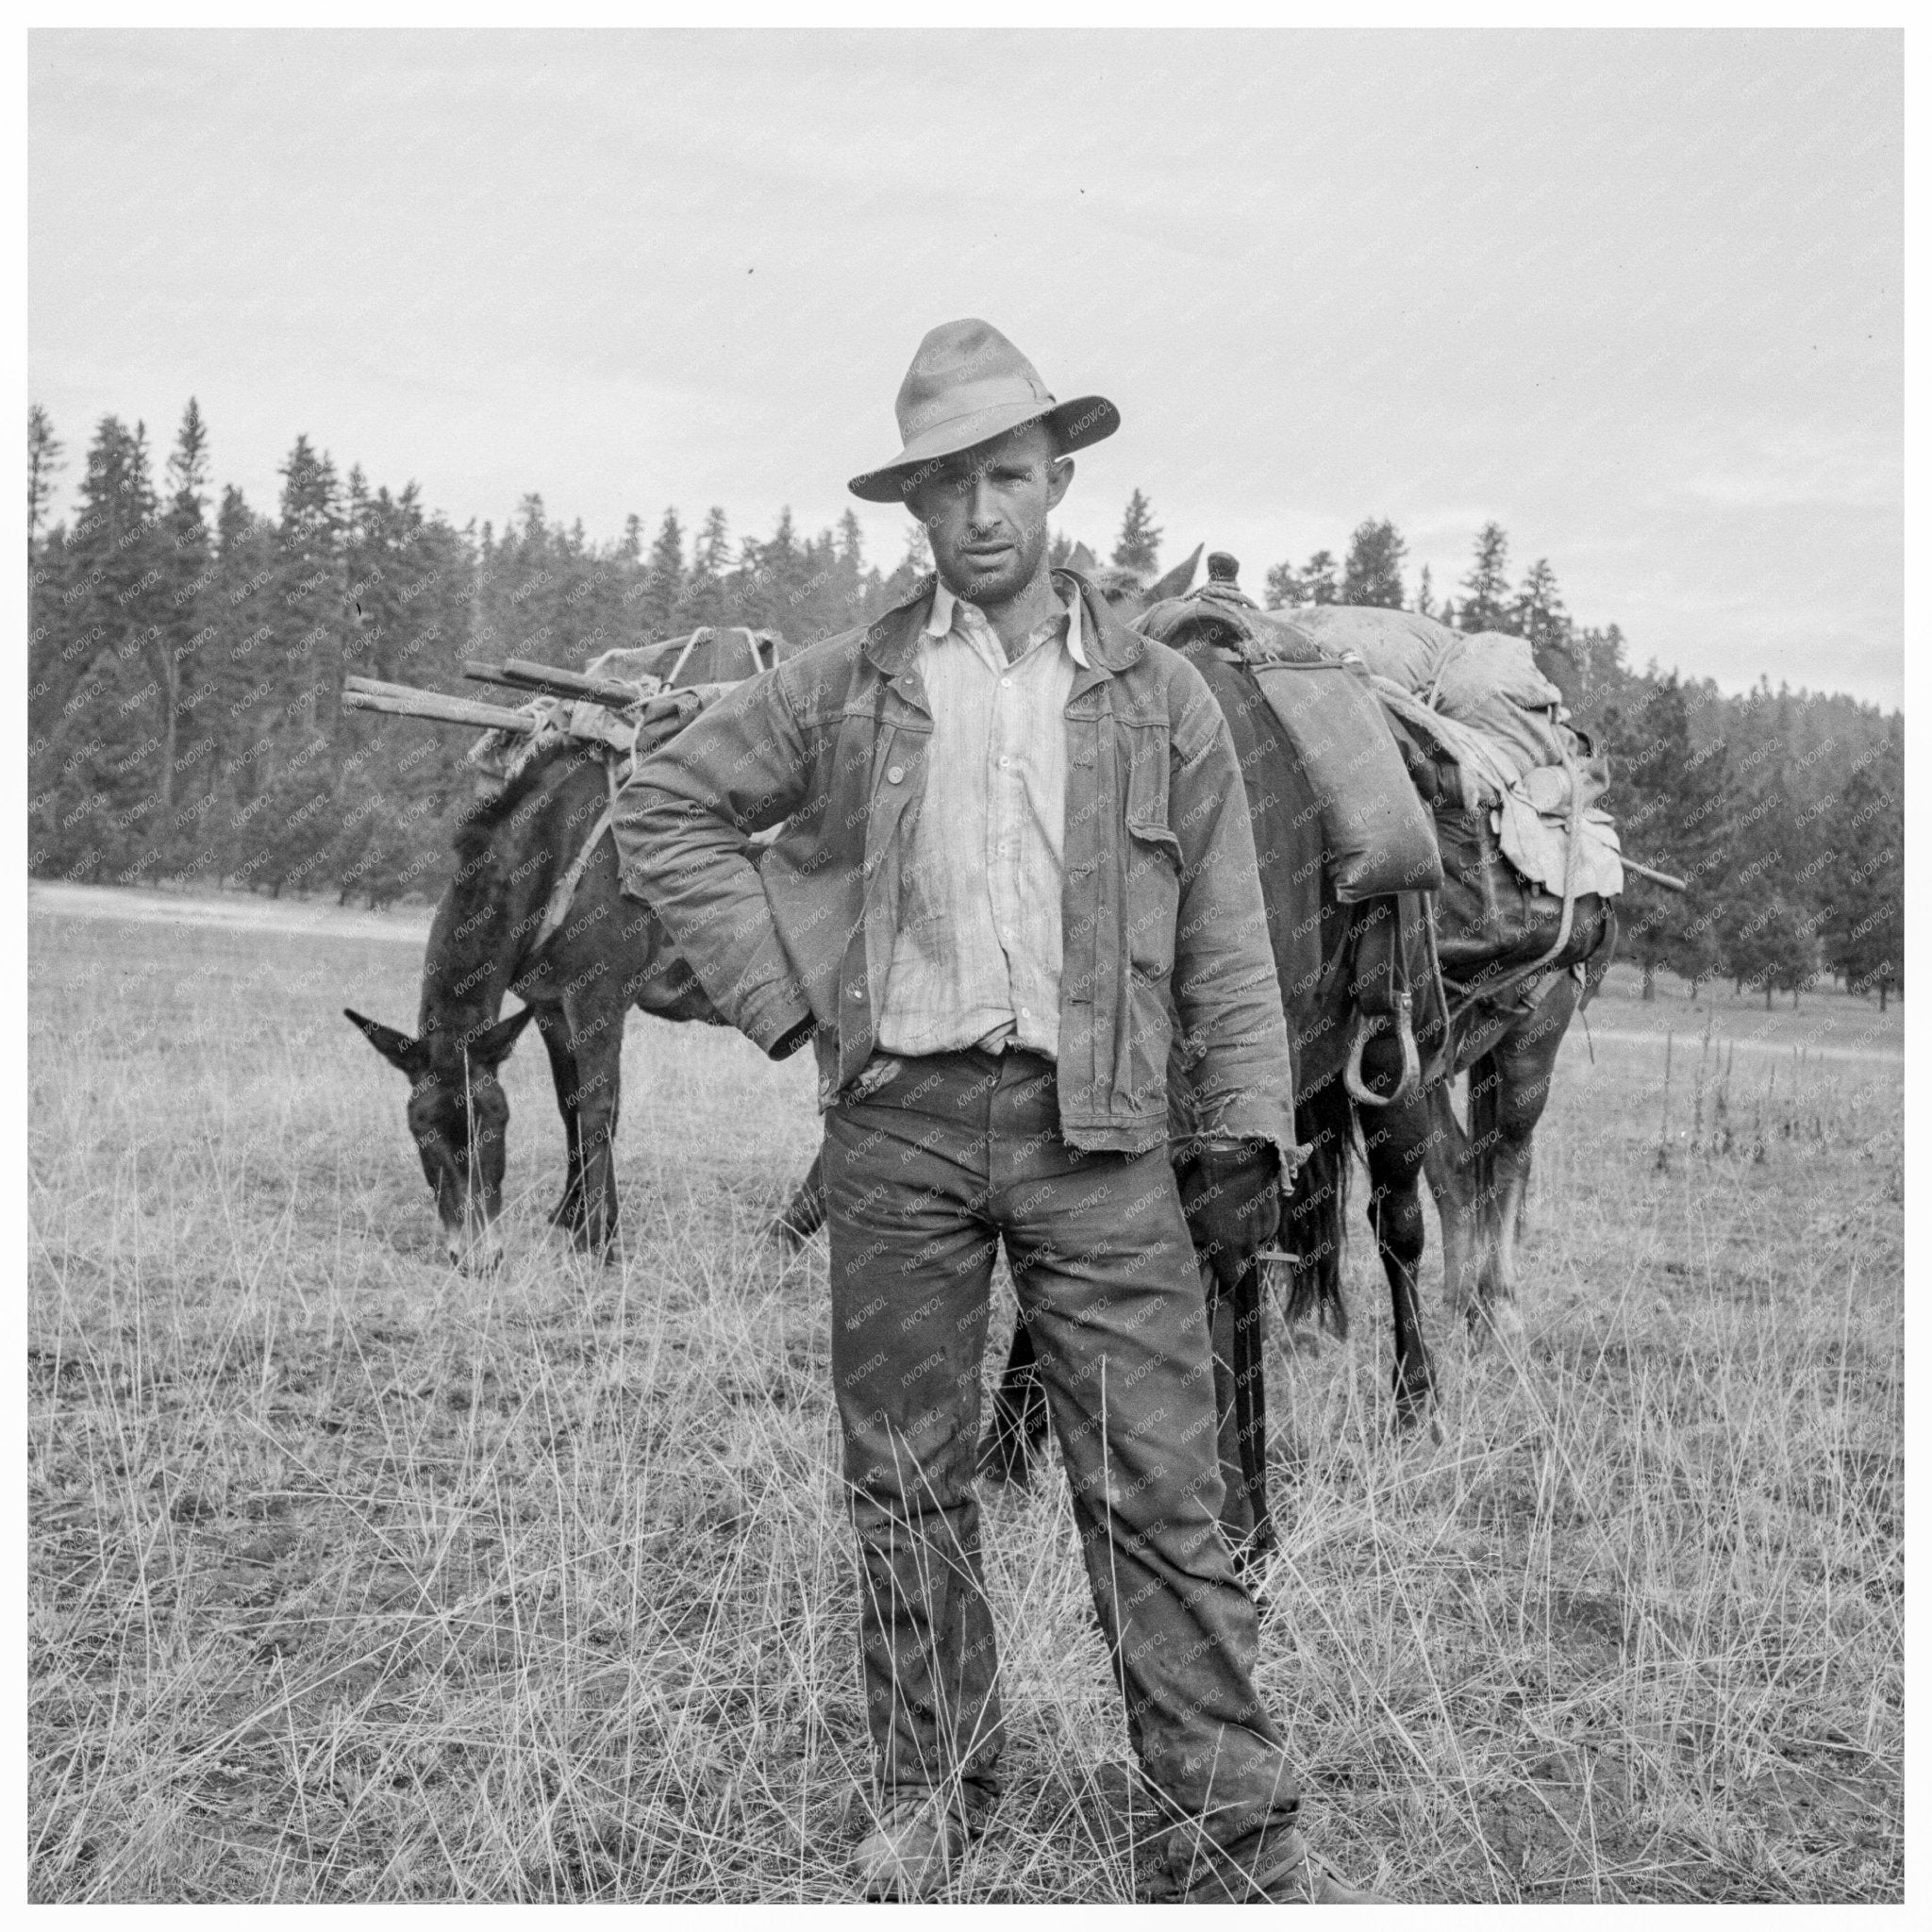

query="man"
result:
[614,320,1386,1904]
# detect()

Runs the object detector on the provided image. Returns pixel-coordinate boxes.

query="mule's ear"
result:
[345,1008,425,1074]
[471,1004,537,1070]
[1142,542,1204,606]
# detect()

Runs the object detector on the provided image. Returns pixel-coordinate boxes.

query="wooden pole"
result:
[497,658,650,709]
[1624,858,1690,892]
[341,679,538,733]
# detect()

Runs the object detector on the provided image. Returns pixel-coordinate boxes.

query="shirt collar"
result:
[925,571,1090,669]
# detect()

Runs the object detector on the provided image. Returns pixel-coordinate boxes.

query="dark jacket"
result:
[613,572,1299,1169]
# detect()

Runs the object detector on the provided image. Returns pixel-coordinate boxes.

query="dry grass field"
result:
[26,884,1905,1903]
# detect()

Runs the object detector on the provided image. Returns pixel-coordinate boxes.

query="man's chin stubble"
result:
[943,553,1037,606]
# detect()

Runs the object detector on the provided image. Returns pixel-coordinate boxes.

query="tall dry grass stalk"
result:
[27,903,1903,1901]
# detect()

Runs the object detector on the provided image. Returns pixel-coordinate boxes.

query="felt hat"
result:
[848,319,1119,504]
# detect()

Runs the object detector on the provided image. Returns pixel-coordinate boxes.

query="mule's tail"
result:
[1281,1077,1353,1339]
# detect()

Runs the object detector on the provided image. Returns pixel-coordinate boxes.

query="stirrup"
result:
[1343,991,1420,1109]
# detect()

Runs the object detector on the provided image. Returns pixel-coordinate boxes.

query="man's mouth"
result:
[960,544,1012,564]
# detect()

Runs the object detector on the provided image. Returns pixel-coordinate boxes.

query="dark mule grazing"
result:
[347,739,727,1270]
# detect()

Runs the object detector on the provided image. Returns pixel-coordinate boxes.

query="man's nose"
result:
[964,472,1000,531]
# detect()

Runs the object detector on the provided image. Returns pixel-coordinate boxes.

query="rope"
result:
[664,626,712,690]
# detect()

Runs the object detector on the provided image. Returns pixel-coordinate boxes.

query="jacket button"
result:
[886,764,905,784]
[849,984,865,1001]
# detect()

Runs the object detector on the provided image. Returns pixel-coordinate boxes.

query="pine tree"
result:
[818,508,870,644]
[1112,489,1161,573]
[1341,518,1407,608]
[43,417,171,879]
[1820,755,1904,1008]
[151,399,213,831]
[1514,556,1579,703]
[1459,522,1512,632]
[28,404,62,543]
[1302,549,1339,605]
[878,519,934,609]
[733,507,808,632]
[1414,563,1435,618]
[1267,551,1341,607]
[676,507,731,626]
[272,434,350,745]
[1713,772,1822,1008]
[1722,891,1821,1009]
[194,485,276,883]
[1514,558,1567,649]
[223,434,350,892]
[1604,674,1728,1001]
[640,508,685,638]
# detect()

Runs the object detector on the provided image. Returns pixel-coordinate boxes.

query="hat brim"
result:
[847,394,1120,504]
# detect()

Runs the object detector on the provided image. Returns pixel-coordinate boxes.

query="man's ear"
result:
[346,1008,426,1076]
[469,1004,537,1070]
[1045,456,1074,513]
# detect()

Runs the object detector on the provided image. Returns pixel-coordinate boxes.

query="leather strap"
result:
[520,757,625,974]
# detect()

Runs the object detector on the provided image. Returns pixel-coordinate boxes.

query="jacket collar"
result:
[861,566,1144,682]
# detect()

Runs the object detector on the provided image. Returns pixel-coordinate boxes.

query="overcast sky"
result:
[29,29,1902,706]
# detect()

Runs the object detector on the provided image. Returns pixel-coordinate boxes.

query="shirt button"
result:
[1001,676,1012,688]
[848,984,864,1001]
[999,757,1012,770]
[886,764,905,784]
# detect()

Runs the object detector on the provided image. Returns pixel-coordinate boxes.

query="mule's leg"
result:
[770,1146,827,1247]
[978,1311,1049,1485]
[1472,993,1574,1346]
[1361,1096,1438,1426]
[563,993,626,1257]
[534,1006,588,1232]
[1281,1080,1352,1340]
[1421,1074,1485,1334]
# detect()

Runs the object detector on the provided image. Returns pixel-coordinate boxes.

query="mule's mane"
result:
[451,738,603,866]
[421,739,609,1043]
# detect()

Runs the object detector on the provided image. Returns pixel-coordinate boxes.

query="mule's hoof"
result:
[1427,1410,1447,1447]
[1468,1299,1527,1351]
[1391,1392,1436,1435]
[572,1227,621,1267]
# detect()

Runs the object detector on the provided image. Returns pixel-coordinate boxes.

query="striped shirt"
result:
[874,574,1089,1059]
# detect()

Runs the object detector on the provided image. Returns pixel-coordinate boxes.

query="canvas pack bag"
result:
[1139,569,1443,904]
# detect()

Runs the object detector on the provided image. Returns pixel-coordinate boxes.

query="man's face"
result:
[906,421,1073,608]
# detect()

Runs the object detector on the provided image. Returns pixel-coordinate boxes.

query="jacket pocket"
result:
[1118,819,1181,1115]
[1124,818,1181,981]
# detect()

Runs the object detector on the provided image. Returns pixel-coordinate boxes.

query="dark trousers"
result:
[824,1046,1301,1865]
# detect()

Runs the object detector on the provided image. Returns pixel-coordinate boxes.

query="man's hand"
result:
[1178,1140,1281,1296]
